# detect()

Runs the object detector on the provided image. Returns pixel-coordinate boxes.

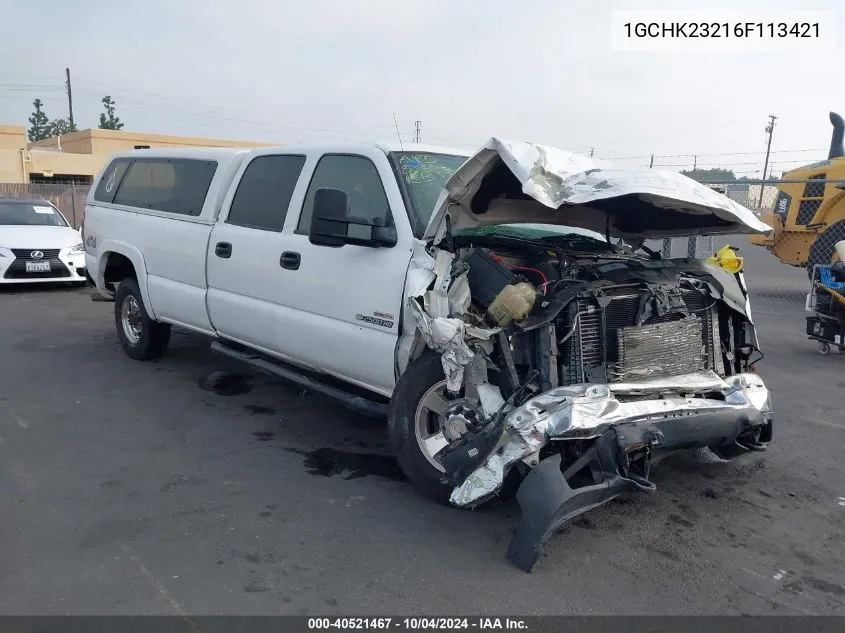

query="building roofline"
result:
[27,127,277,149]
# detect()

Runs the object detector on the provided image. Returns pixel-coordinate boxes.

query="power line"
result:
[0,85,65,92]
[604,146,827,161]
[652,156,824,168]
[2,75,831,165]
[73,80,400,132]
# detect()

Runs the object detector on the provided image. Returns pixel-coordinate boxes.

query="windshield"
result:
[389,151,467,236]
[455,223,607,243]
[0,201,68,227]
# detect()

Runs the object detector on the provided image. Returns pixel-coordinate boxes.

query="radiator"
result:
[562,287,723,385]
[612,316,705,381]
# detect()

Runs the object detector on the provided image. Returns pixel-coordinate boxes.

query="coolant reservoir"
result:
[835,240,845,262]
[488,282,537,326]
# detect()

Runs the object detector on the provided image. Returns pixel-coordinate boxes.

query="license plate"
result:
[25,261,51,273]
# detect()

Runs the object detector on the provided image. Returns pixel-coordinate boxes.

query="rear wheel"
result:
[806,220,845,278]
[114,278,171,360]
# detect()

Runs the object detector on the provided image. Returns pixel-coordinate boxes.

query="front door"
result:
[206,150,414,397]
[272,152,414,396]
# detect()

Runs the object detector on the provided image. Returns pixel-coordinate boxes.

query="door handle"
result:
[215,242,232,258]
[280,251,301,270]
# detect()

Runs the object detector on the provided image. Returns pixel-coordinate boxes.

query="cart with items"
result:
[806,247,845,355]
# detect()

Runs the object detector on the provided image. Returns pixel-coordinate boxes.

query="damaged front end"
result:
[400,138,774,572]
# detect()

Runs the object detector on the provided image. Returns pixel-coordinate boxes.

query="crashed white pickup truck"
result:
[83,139,774,572]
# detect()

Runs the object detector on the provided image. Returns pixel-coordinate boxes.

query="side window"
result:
[112,158,217,216]
[796,173,826,225]
[94,158,132,203]
[297,154,391,235]
[225,155,306,231]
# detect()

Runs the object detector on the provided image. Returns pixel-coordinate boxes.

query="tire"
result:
[389,353,477,505]
[806,220,845,278]
[114,277,171,361]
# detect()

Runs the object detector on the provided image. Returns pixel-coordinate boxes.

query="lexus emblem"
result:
[30,250,44,259]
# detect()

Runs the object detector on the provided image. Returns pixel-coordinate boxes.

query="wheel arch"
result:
[96,241,157,321]
[814,188,845,226]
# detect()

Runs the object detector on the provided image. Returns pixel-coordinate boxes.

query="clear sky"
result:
[1,0,842,176]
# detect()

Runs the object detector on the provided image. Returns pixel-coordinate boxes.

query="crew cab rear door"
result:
[206,148,414,397]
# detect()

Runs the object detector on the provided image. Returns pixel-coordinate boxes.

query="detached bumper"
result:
[507,405,772,572]
[445,371,774,572]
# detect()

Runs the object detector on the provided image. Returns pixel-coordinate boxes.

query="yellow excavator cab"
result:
[748,111,845,276]
[707,244,744,273]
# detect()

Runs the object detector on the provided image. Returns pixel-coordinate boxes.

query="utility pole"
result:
[693,155,697,170]
[414,120,421,144]
[589,147,595,158]
[65,67,74,130]
[649,154,654,168]
[759,114,778,207]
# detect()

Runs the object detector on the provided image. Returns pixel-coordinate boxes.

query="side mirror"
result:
[308,187,397,248]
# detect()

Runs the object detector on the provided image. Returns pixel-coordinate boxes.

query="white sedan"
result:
[0,199,88,285]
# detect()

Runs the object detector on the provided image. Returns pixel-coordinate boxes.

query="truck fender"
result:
[95,240,158,322]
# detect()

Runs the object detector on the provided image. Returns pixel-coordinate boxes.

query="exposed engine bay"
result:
[404,230,773,572]
[456,234,759,389]
[398,137,774,573]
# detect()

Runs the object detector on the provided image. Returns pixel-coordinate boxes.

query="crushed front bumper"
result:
[445,371,773,572]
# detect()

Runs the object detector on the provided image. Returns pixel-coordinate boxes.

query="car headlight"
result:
[0,246,11,258]
[71,243,85,253]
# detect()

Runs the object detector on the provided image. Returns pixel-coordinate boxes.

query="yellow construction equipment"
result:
[748,112,845,276]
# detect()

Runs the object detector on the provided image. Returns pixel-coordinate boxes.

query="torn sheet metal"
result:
[395,241,437,376]
[407,298,500,393]
[404,242,500,392]
[449,371,772,507]
[701,262,753,320]
[407,300,473,393]
[423,138,773,242]
[447,273,471,316]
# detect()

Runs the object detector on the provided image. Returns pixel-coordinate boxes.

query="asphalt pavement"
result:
[1,252,844,615]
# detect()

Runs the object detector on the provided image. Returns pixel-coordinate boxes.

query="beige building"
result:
[0,124,276,184]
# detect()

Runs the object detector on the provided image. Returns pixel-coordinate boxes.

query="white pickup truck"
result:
[83,139,775,572]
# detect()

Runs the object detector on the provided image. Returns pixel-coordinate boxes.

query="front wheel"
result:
[391,352,503,504]
[114,277,171,361]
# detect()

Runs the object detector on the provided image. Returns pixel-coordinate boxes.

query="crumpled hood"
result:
[0,225,82,249]
[423,138,773,241]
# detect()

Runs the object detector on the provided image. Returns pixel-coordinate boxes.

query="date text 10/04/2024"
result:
[307,618,528,630]
[623,22,820,38]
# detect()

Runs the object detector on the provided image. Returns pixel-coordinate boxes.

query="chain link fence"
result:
[0,182,90,229]
[642,177,845,307]
[709,178,842,305]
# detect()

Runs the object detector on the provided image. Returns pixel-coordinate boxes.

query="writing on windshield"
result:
[391,152,467,230]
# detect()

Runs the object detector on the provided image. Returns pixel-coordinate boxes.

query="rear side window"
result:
[225,155,306,231]
[112,158,218,216]
[94,158,132,203]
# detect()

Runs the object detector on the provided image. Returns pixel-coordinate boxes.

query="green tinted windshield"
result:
[390,151,467,235]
